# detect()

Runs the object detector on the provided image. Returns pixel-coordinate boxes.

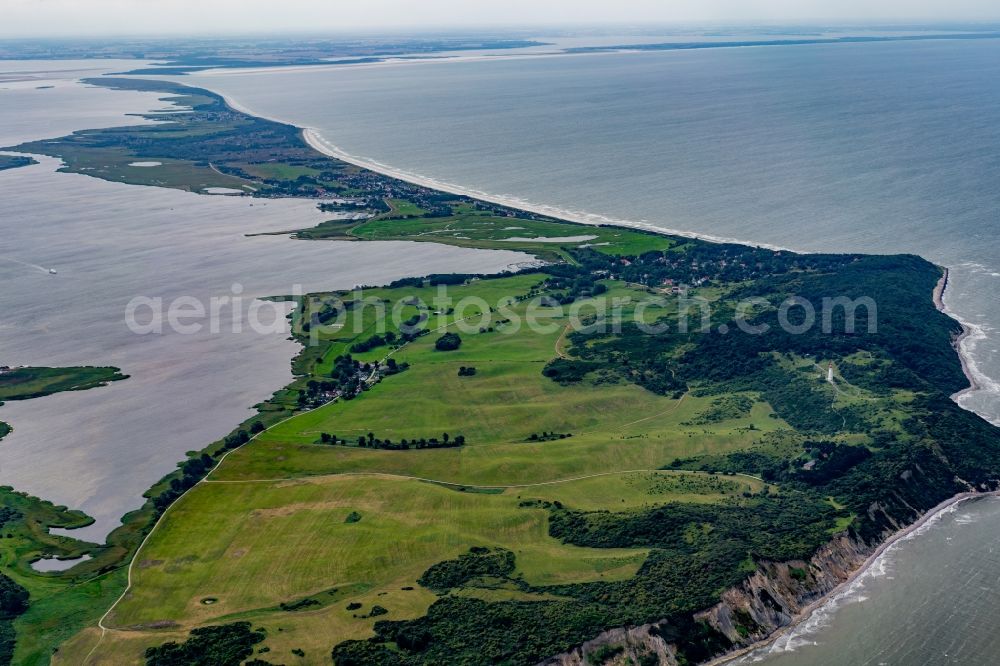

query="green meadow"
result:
[77,276,789,664]
[336,205,676,258]
[0,367,129,665]
[0,366,126,403]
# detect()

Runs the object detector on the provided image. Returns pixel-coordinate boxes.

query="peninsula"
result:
[3,79,998,666]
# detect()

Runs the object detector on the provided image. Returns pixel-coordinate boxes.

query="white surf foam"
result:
[733,500,971,662]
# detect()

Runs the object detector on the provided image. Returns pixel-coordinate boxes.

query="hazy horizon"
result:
[5,0,1000,39]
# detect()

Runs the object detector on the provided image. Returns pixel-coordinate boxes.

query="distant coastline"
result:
[172,79,996,431]
[273,114,792,253]
[160,74,796,252]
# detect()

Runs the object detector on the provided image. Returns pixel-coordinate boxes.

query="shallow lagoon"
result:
[0,69,528,541]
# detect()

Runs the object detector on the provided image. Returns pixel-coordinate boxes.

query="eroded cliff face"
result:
[539,454,992,666]
[538,622,681,666]
[539,532,874,666]
[693,534,870,646]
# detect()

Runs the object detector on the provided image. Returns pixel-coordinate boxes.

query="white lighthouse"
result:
[827,362,834,382]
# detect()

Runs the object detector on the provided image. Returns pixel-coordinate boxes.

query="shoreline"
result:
[206,88,1000,665]
[59,76,1000,663]
[707,267,991,666]
[936,267,996,414]
[708,489,999,666]
[200,83,793,252]
[197,85,996,429]
[933,267,980,397]
[299,127,796,252]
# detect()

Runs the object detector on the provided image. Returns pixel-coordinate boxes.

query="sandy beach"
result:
[933,267,949,310]
[302,124,793,252]
[932,267,980,397]
[934,266,994,410]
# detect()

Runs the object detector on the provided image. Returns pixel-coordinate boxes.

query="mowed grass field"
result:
[85,470,764,664]
[349,205,676,257]
[82,276,787,664]
[221,278,783,483]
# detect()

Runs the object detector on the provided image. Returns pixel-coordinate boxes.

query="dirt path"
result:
[201,467,765,489]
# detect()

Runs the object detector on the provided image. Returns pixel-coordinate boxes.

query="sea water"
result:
[172,38,1000,664]
[733,496,1000,665]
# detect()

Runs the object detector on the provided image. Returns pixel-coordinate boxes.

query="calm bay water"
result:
[0,63,528,541]
[174,40,1000,664]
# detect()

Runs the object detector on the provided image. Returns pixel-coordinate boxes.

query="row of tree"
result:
[318,432,465,450]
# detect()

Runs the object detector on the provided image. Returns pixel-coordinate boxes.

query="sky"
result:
[4,0,1000,38]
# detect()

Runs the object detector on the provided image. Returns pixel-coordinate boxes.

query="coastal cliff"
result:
[539,266,997,666]
[538,532,872,666]
[539,507,948,666]
[538,470,1000,666]
[539,480,1000,666]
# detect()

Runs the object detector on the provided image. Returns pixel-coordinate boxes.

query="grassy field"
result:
[382,198,428,218]
[0,366,136,664]
[220,276,783,483]
[78,273,791,664]
[63,150,254,194]
[111,475,651,624]
[0,154,37,171]
[8,86,260,194]
[83,467,769,664]
[339,205,675,258]
[11,78,970,666]
[0,485,128,666]
[0,366,126,402]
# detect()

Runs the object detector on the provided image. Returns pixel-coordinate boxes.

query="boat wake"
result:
[1,256,51,274]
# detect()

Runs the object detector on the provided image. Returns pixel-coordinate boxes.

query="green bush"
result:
[434,333,462,351]
[145,622,265,666]
[417,548,515,593]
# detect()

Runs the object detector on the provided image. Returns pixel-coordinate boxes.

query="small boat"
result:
[48,268,57,275]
